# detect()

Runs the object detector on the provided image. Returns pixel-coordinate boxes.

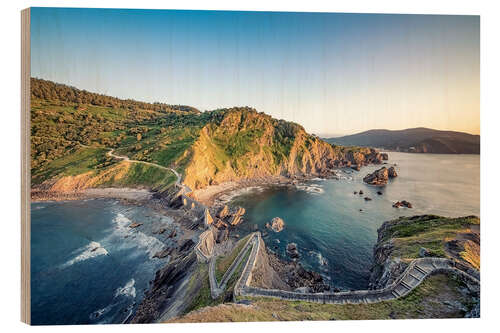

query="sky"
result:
[30,8,480,136]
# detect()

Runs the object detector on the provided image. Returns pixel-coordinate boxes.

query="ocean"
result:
[229,152,480,290]
[30,199,177,325]
[30,152,479,323]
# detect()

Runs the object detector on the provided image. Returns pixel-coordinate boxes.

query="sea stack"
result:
[363,166,397,186]
[266,217,285,232]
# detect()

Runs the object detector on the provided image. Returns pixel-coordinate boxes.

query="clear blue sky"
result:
[31,8,479,136]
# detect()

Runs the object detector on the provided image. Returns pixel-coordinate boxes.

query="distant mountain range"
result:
[324,128,480,154]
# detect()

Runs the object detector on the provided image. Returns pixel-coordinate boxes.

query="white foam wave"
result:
[89,304,113,320]
[217,186,264,203]
[62,241,108,267]
[115,279,136,298]
[296,184,324,194]
[112,213,165,259]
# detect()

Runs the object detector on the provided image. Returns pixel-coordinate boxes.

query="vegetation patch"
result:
[184,245,252,315]
[215,234,252,282]
[173,273,473,322]
[378,215,479,261]
[32,146,111,185]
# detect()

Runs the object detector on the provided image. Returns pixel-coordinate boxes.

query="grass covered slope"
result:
[31,78,379,194]
[32,146,177,194]
[170,272,474,322]
[374,215,480,268]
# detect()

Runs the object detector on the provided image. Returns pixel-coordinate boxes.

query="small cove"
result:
[230,152,480,290]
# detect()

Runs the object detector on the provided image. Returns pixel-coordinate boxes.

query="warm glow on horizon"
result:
[30,8,479,136]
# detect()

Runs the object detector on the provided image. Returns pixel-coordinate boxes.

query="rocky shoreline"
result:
[31,187,154,202]
[30,147,411,322]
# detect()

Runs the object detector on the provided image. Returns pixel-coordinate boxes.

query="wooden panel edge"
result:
[21,7,31,325]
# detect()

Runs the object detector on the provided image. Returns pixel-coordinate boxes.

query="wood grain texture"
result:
[21,7,31,325]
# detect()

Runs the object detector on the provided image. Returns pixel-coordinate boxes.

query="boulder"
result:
[388,166,398,178]
[363,167,389,185]
[286,243,300,259]
[267,217,285,232]
[351,164,361,171]
[380,153,389,160]
[377,191,383,195]
[359,190,364,195]
[402,200,412,208]
[216,228,229,243]
[229,206,246,225]
[217,205,229,219]
[129,222,143,228]
[364,197,372,201]
[392,200,413,208]
[203,208,214,226]
[214,219,228,229]
[153,247,173,259]
[168,229,177,238]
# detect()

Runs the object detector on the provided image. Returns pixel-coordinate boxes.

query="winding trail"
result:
[107,149,178,181]
[204,232,480,304]
[106,149,191,192]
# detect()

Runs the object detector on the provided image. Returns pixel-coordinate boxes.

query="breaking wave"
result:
[115,278,136,298]
[62,241,108,268]
[295,184,324,194]
[112,213,165,258]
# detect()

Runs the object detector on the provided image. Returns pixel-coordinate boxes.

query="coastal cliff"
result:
[31,80,388,198]
[170,215,481,322]
[180,108,386,190]
[370,215,480,289]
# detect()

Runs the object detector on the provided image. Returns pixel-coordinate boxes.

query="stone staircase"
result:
[232,233,480,304]
[197,230,480,305]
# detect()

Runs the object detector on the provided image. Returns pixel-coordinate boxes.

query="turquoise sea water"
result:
[30,199,176,325]
[30,153,479,323]
[230,153,480,290]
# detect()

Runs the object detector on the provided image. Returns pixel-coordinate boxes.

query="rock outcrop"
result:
[131,252,198,323]
[229,207,245,226]
[216,205,229,219]
[393,200,412,208]
[363,166,397,186]
[286,243,300,259]
[363,167,389,185]
[266,217,285,232]
[196,229,216,259]
[369,215,480,289]
[180,108,390,190]
[203,208,214,226]
[265,251,330,293]
[388,166,398,178]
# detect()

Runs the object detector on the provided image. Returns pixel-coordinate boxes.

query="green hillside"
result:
[30,78,378,193]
